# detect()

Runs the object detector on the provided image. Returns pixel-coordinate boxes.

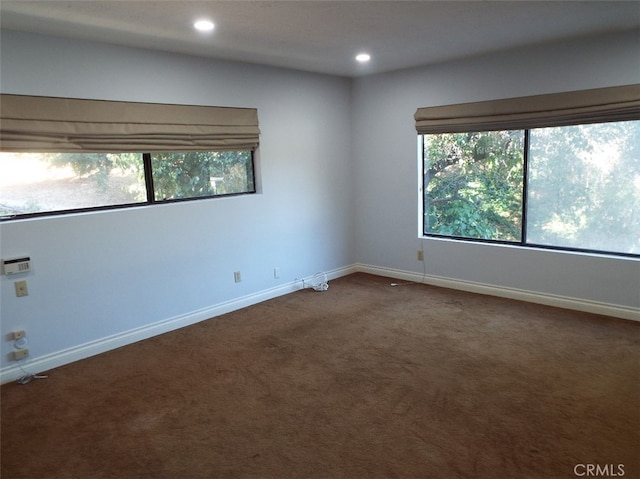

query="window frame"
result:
[421,124,639,259]
[0,149,256,221]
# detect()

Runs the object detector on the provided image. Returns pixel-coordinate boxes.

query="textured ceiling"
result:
[1,1,638,77]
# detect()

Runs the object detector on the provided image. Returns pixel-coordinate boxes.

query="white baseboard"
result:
[356,263,640,322]
[2,262,635,383]
[0,265,356,384]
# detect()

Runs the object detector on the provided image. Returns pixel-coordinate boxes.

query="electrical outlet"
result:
[11,349,29,360]
[11,330,26,340]
[274,267,280,279]
[15,280,28,297]
[234,271,241,283]
[417,250,424,261]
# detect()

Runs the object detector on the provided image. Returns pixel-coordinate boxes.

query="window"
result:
[416,84,640,257]
[150,151,254,201]
[527,121,639,254]
[0,94,260,220]
[422,120,640,256]
[424,130,524,241]
[0,150,254,219]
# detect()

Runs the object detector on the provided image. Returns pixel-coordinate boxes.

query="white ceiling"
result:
[1,1,638,77]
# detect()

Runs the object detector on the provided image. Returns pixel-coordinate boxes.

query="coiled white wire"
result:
[303,272,329,291]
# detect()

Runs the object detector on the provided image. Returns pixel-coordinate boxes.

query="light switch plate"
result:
[15,280,28,297]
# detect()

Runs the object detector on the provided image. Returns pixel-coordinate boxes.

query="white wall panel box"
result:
[1,257,31,275]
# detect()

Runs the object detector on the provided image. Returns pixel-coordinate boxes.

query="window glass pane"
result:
[527,121,640,254]
[150,151,255,201]
[0,152,145,217]
[424,131,524,241]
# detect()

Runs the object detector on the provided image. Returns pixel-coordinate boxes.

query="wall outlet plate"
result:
[11,349,29,360]
[11,330,26,340]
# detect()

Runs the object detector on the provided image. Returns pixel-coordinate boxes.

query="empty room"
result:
[1,1,638,478]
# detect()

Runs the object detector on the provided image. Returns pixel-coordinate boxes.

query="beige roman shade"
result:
[415,84,640,134]
[0,94,260,152]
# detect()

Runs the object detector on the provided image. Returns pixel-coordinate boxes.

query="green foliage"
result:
[150,151,253,200]
[45,150,254,202]
[424,121,640,254]
[151,152,214,199]
[527,121,640,253]
[424,130,524,241]
[50,152,140,191]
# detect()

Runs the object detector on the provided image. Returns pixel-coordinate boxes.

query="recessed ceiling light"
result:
[355,53,371,63]
[194,19,215,32]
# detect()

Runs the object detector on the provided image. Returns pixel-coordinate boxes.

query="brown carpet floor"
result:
[1,273,639,478]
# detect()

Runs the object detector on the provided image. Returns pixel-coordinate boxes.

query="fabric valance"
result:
[414,84,640,134]
[0,94,260,152]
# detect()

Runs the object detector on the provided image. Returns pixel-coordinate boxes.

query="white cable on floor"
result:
[16,361,48,385]
[303,272,329,291]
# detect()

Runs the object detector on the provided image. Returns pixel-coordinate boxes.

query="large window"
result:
[0,94,260,219]
[424,130,524,241]
[423,120,640,256]
[0,150,255,219]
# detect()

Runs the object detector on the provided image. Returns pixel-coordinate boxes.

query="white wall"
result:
[0,31,354,377]
[1,28,639,380]
[351,30,640,314]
